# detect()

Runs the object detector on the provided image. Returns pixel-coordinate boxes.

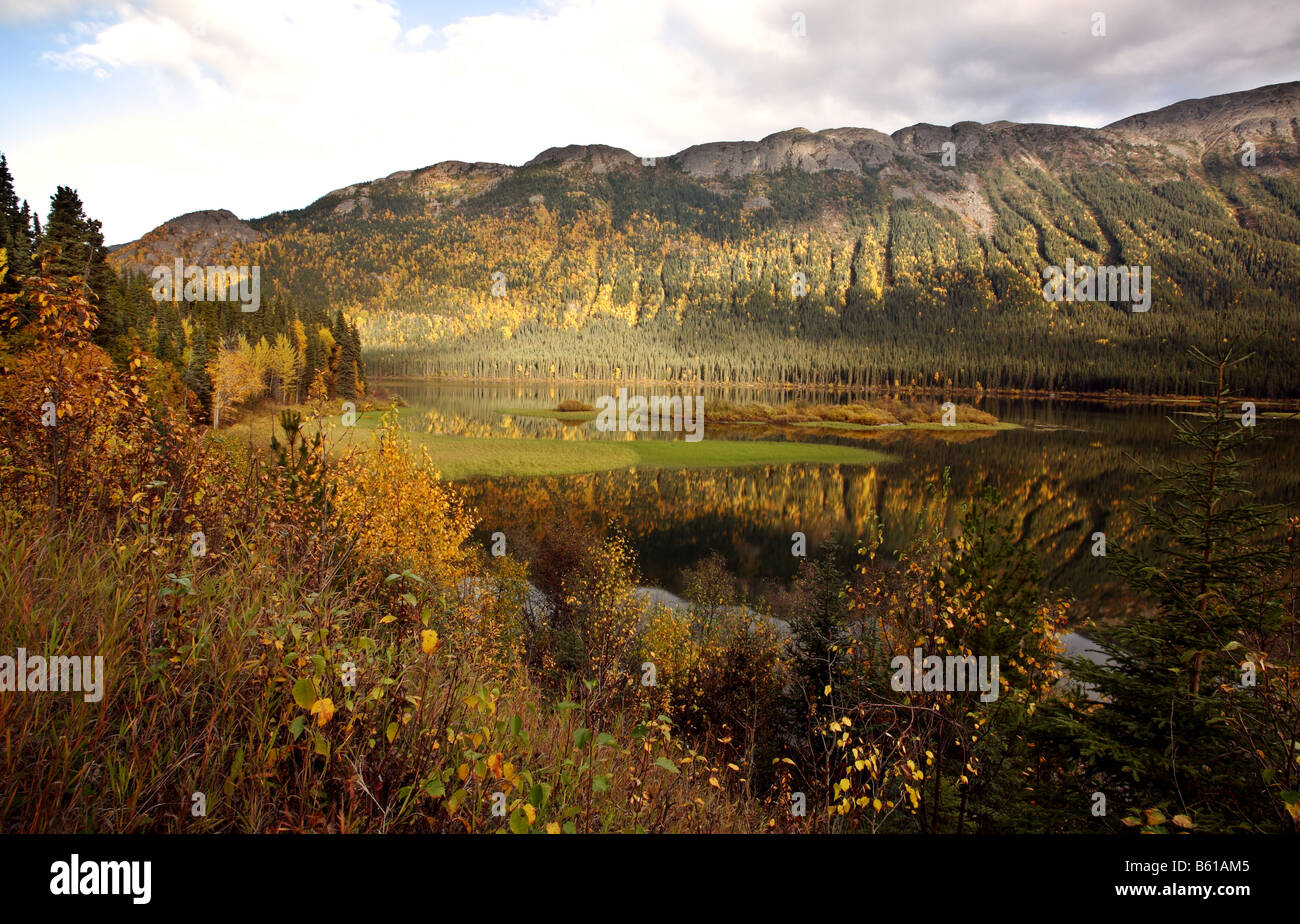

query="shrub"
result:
[556,398,595,412]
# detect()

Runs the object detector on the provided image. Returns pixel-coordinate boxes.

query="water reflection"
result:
[377,379,1300,618]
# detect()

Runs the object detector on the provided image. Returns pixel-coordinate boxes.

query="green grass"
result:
[789,420,1021,432]
[498,407,1019,433]
[414,435,641,478]
[496,406,599,421]
[412,433,890,479]
[229,408,893,479]
[613,437,891,470]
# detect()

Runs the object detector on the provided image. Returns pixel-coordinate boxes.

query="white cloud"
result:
[9,0,1300,241]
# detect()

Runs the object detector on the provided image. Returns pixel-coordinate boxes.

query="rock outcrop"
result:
[108,209,260,274]
[1106,80,1300,152]
[524,144,638,172]
[109,81,1300,261]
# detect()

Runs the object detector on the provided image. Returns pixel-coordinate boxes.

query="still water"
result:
[377,379,1300,619]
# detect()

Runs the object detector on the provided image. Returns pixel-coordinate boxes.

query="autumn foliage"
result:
[1,256,1296,834]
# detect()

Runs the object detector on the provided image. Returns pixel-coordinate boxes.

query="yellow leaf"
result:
[522,803,536,825]
[421,629,440,654]
[545,822,561,834]
[309,698,335,726]
[379,615,396,624]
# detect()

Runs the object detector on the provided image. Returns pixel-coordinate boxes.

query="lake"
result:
[375,378,1300,621]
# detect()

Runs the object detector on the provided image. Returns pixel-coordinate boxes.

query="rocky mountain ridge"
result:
[110,81,1300,263]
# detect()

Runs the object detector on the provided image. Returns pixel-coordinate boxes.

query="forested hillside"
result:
[1,157,366,425]
[110,81,1300,396]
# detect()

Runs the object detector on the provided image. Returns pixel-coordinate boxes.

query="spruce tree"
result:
[1056,344,1293,832]
[37,186,115,343]
[335,312,359,400]
[184,324,214,418]
[155,328,177,365]
[39,187,106,283]
[0,155,35,290]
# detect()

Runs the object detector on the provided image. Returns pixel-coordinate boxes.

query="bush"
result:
[556,399,595,412]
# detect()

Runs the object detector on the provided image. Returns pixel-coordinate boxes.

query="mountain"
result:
[109,81,1300,396]
[110,209,262,274]
[1105,81,1300,150]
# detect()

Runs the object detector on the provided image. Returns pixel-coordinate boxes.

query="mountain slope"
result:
[110,81,1300,396]
[110,209,262,274]
[1106,80,1300,150]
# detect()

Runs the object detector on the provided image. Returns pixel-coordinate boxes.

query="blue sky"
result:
[2,0,1297,243]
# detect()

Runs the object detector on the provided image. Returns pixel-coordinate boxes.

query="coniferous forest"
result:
[188,134,1300,397]
[1,155,367,426]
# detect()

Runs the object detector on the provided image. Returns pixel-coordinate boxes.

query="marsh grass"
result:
[233,407,894,479]
[708,398,1002,428]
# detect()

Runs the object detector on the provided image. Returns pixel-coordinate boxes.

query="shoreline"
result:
[369,374,1300,410]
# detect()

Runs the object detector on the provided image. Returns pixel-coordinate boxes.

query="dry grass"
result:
[708,398,1001,428]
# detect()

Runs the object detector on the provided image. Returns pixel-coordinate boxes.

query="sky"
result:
[2,0,1298,243]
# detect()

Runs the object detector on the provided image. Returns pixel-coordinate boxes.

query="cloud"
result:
[8,0,1300,240]
[405,23,432,45]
